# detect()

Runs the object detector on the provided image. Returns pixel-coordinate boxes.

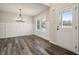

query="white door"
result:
[57,4,78,53]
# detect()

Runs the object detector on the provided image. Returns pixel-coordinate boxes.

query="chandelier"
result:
[16,9,24,22]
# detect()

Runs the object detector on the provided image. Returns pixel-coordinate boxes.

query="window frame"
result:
[60,7,73,28]
[36,16,46,32]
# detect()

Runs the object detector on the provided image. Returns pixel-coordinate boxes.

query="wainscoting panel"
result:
[6,23,17,38]
[0,23,33,38]
[16,23,33,36]
[0,23,5,38]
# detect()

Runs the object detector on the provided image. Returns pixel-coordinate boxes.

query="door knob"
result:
[57,26,59,30]
[75,26,77,30]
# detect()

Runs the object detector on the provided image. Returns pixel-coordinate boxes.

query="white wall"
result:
[46,7,57,45]
[0,11,33,38]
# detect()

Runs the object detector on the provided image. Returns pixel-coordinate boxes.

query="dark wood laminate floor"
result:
[0,35,76,55]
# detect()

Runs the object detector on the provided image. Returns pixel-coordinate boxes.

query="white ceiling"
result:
[0,3,49,16]
[42,3,51,7]
[50,3,73,9]
[43,3,73,9]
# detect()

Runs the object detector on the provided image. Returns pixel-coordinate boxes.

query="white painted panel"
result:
[16,23,33,36]
[0,23,6,38]
[57,29,75,51]
[6,23,17,38]
[0,23,33,38]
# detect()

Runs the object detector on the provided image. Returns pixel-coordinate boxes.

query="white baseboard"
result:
[49,40,58,46]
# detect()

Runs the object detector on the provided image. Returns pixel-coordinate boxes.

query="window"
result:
[37,19,41,30]
[36,16,46,32]
[61,10,73,28]
[41,16,46,31]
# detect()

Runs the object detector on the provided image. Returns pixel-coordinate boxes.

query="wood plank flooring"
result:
[0,35,76,55]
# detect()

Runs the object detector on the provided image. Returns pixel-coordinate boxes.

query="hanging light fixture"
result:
[16,9,24,22]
